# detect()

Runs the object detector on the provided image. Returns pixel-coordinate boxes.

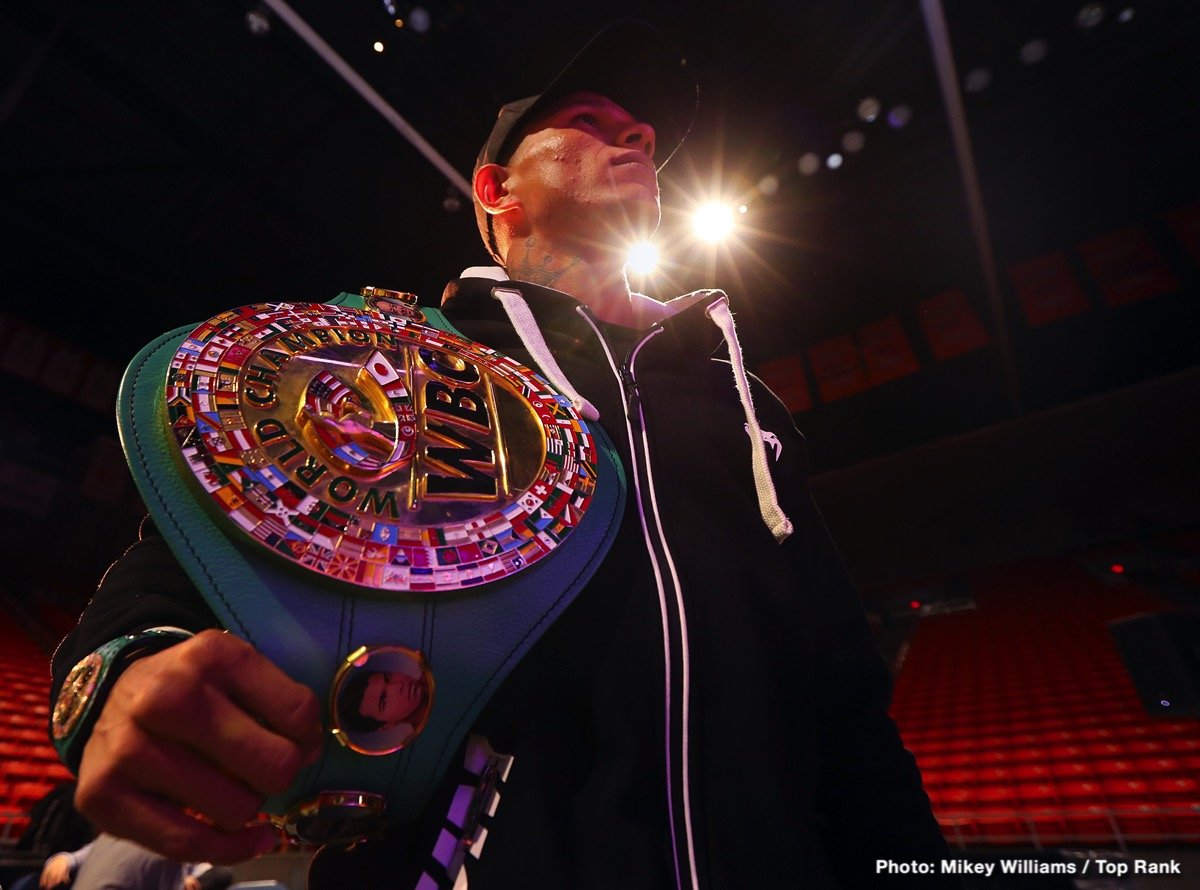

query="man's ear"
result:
[473,163,519,216]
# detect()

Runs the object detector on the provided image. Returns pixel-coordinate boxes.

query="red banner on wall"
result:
[916,289,991,361]
[1006,251,1092,326]
[1076,226,1180,307]
[1163,201,1200,265]
[757,353,812,413]
[858,316,920,385]
[808,335,869,403]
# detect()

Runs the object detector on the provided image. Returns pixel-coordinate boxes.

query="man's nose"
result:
[618,121,656,159]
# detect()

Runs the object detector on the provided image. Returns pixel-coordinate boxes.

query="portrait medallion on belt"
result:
[329,645,434,754]
[165,299,598,592]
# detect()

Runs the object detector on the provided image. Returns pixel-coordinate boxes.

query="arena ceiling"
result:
[2,0,1198,458]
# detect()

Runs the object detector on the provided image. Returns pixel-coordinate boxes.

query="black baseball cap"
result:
[474,20,698,262]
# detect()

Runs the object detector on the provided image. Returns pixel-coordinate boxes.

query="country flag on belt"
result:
[383,566,409,586]
[457,542,484,563]
[308,370,350,403]
[228,428,255,452]
[221,344,252,365]
[329,554,360,581]
[333,442,371,465]
[250,516,287,547]
[214,386,240,406]
[371,523,399,544]
[290,513,319,536]
[228,508,258,532]
[300,544,332,571]
[363,544,389,563]
[243,464,288,491]
[364,350,402,385]
[215,488,245,511]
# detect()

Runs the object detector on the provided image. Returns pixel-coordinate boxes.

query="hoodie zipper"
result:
[576,306,700,890]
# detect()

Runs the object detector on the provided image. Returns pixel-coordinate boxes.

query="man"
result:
[336,670,430,735]
[20,833,231,890]
[51,20,956,888]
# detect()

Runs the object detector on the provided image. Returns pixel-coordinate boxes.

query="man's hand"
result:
[75,630,323,864]
[39,852,73,888]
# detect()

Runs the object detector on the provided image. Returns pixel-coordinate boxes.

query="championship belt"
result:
[117,288,624,843]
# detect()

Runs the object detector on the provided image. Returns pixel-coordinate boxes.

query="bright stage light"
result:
[626,240,659,275]
[373,41,385,53]
[857,96,881,123]
[693,203,735,242]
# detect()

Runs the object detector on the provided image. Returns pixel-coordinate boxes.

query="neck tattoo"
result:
[509,238,583,289]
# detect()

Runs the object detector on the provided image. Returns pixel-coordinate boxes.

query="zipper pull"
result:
[620,365,642,431]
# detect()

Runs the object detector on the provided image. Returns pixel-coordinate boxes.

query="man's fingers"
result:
[176,631,324,751]
[113,731,264,832]
[81,786,277,866]
[107,631,323,794]
[135,681,308,797]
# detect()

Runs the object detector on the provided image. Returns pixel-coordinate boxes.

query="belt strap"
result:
[117,293,624,824]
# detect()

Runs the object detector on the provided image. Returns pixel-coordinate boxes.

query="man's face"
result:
[501,92,660,245]
[361,670,426,726]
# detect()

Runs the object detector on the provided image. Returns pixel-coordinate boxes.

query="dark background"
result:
[2,0,1199,621]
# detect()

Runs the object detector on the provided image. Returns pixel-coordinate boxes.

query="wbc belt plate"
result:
[166,302,596,592]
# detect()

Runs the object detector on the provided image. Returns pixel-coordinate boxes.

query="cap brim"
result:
[488,20,697,172]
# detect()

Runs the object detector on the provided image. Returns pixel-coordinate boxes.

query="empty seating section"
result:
[0,618,71,841]
[892,558,1200,847]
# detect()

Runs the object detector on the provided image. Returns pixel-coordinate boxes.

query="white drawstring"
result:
[491,287,601,421]
[705,297,794,543]
[491,283,792,543]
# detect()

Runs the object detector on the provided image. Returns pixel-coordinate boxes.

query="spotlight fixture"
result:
[963,68,992,93]
[857,97,882,123]
[245,7,271,36]
[1075,3,1107,29]
[1019,39,1049,65]
[692,203,735,242]
[373,41,385,53]
[886,104,912,128]
[841,130,865,153]
[826,153,844,170]
[409,6,432,34]
[626,241,659,275]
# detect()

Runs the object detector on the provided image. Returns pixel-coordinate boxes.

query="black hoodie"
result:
[53,273,957,889]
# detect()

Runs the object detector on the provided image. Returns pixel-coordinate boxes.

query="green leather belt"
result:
[117,291,625,838]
